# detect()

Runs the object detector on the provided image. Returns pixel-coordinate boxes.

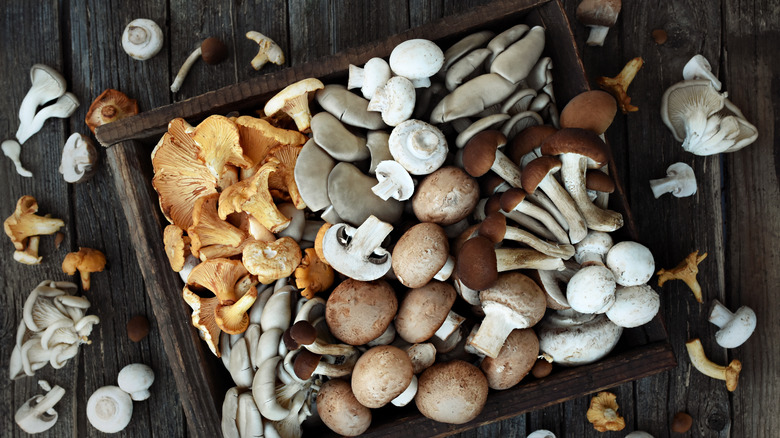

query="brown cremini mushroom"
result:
[326,278,397,346]
[597,57,644,114]
[576,0,622,46]
[415,360,488,424]
[392,222,454,288]
[395,281,463,344]
[462,130,523,188]
[316,379,371,437]
[559,90,617,135]
[85,89,139,134]
[412,166,480,226]
[480,328,539,390]
[479,211,575,259]
[352,345,415,408]
[62,247,106,290]
[657,251,707,303]
[586,391,626,432]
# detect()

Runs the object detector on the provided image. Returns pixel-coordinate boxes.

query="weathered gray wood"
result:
[722,1,780,437]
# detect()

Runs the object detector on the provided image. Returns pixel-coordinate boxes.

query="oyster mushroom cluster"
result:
[660,54,758,155]
[9,280,100,380]
[153,20,665,436]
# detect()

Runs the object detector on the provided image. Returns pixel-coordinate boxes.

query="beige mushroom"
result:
[415,360,488,424]
[245,31,284,70]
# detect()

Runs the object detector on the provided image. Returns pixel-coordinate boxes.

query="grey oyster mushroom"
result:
[310,111,369,161]
[455,113,510,149]
[2,139,33,177]
[682,54,722,90]
[293,139,335,212]
[327,162,403,226]
[576,0,622,46]
[489,26,545,84]
[117,363,155,401]
[485,24,530,67]
[605,284,660,328]
[500,110,543,139]
[388,39,444,88]
[221,387,241,438]
[86,386,133,433]
[537,309,623,366]
[716,99,759,153]
[708,299,757,348]
[441,30,495,73]
[236,392,264,438]
[16,92,79,145]
[649,162,697,198]
[445,48,492,91]
[16,64,67,142]
[10,280,99,380]
[501,88,537,115]
[660,80,727,149]
[526,57,554,96]
[121,19,164,61]
[246,31,284,70]
[388,119,448,175]
[321,215,394,281]
[315,84,387,130]
[368,76,417,126]
[59,132,98,183]
[365,130,393,174]
[15,384,66,434]
[348,57,392,100]
[430,73,517,123]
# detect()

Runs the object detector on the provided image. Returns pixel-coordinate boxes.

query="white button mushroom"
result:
[388,119,448,175]
[527,430,557,438]
[348,57,392,99]
[708,299,757,348]
[117,363,155,401]
[59,133,98,183]
[566,265,616,314]
[537,309,623,366]
[368,76,417,126]
[15,385,66,434]
[121,19,164,61]
[372,160,415,201]
[605,284,660,328]
[86,386,134,433]
[605,241,655,286]
[649,162,697,198]
[388,39,444,84]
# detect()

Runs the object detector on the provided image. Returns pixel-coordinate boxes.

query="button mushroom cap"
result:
[605,241,655,286]
[395,281,458,343]
[388,119,448,175]
[326,278,398,345]
[649,162,697,198]
[469,272,547,358]
[480,328,539,390]
[86,386,133,433]
[15,385,66,434]
[605,284,660,328]
[412,166,480,226]
[317,379,372,436]
[415,360,488,424]
[351,345,414,408]
[62,247,106,291]
[122,19,164,61]
[566,265,616,314]
[708,299,757,348]
[392,223,451,288]
[368,76,417,126]
[389,39,444,81]
[59,133,98,183]
[537,310,623,366]
[574,230,613,266]
[117,363,155,401]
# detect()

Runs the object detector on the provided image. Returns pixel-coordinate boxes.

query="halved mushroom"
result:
[320,215,394,281]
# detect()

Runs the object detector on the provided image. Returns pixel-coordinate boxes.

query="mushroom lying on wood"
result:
[586,391,625,432]
[682,54,722,90]
[685,338,741,391]
[597,57,643,113]
[117,363,155,401]
[122,19,164,61]
[171,37,229,92]
[16,93,80,145]
[59,133,98,183]
[649,162,697,198]
[85,89,138,134]
[656,251,707,303]
[708,299,756,348]
[2,139,33,177]
[15,385,67,434]
[62,247,106,290]
[87,386,134,433]
[246,31,285,70]
[17,64,67,139]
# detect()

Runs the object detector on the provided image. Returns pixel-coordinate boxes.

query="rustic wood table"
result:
[1,1,776,437]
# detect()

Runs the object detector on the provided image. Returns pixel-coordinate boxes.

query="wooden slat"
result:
[722,1,780,436]
[105,140,222,438]
[94,0,548,147]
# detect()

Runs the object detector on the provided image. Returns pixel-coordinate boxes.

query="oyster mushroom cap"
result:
[86,386,133,433]
[315,84,387,130]
[310,111,369,162]
[122,19,164,61]
[17,64,67,132]
[537,310,623,366]
[59,133,98,183]
[327,162,403,226]
[660,79,727,144]
[489,25,545,84]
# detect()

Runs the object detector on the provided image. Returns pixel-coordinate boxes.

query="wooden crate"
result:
[97,1,676,436]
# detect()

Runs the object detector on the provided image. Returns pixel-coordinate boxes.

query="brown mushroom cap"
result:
[395,281,457,343]
[498,187,529,213]
[392,223,450,288]
[326,278,398,345]
[521,156,562,193]
[462,130,507,178]
[505,125,558,164]
[559,90,617,135]
[456,235,498,290]
[200,37,229,64]
[585,169,616,193]
[415,360,489,424]
[540,128,609,168]
[480,328,539,390]
[477,211,507,244]
[317,379,372,437]
[351,345,414,408]
[412,166,479,226]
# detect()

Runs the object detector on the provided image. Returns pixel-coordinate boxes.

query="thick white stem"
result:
[434,311,465,341]
[433,256,455,281]
[559,155,623,232]
[468,309,516,358]
[171,47,202,92]
[391,375,418,407]
[708,300,734,328]
[491,149,523,188]
[586,26,610,46]
[539,176,587,243]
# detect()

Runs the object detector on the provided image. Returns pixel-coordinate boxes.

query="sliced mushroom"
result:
[321,215,394,281]
[246,31,285,70]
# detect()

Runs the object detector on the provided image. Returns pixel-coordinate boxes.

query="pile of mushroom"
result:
[86,363,156,433]
[9,280,100,380]
[660,54,757,155]
[152,20,666,436]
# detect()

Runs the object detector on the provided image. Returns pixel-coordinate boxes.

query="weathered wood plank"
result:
[722,1,780,437]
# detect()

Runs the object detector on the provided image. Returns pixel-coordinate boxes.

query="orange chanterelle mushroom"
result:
[4,195,65,265]
[182,259,258,356]
[586,391,626,432]
[233,115,307,179]
[62,247,107,290]
[85,89,139,133]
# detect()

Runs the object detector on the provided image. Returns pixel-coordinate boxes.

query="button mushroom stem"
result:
[390,375,418,407]
[685,338,742,391]
[170,46,203,93]
[433,311,466,341]
[657,251,707,303]
[433,255,456,281]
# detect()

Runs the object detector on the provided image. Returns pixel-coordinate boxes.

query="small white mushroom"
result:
[15,385,66,434]
[368,76,417,126]
[389,39,444,83]
[171,37,228,93]
[86,386,134,433]
[682,54,722,90]
[649,162,697,198]
[605,284,660,328]
[708,299,757,348]
[527,430,557,438]
[17,64,67,136]
[2,139,33,177]
[348,57,392,99]
[246,31,285,70]
[117,363,155,401]
[566,265,616,314]
[388,119,447,175]
[372,160,415,201]
[537,310,623,366]
[121,19,164,61]
[605,241,655,286]
[59,132,98,183]
[16,93,80,144]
